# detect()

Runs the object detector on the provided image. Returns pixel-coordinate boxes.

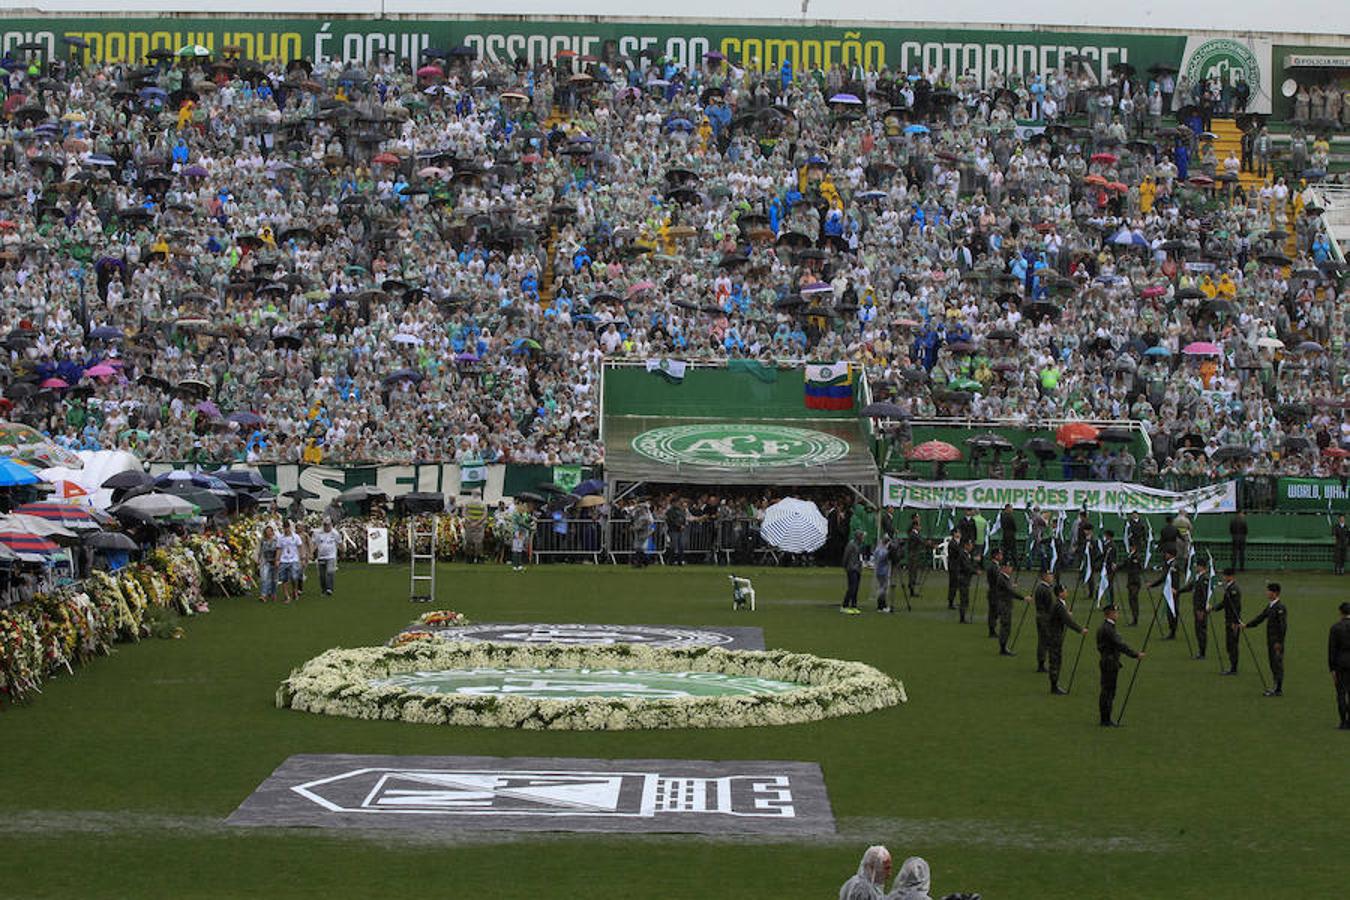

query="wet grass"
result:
[0,563,1344,898]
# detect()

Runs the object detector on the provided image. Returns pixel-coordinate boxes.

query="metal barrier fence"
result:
[528,516,794,566]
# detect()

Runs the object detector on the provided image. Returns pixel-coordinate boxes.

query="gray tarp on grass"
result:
[396,622,765,650]
[227,754,834,836]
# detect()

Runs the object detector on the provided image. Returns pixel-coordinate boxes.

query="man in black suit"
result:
[946,528,963,611]
[1046,581,1087,695]
[1241,582,1288,696]
[1211,568,1243,674]
[953,537,976,623]
[1229,511,1248,572]
[1178,556,1213,660]
[1098,602,1143,726]
[1099,529,1118,607]
[993,560,1027,656]
[1159,514,1179,559]
[1328,601,1350,729]
[1125,510,1146,558]
[1033,567,1056,673]
[905,514,927,598]
[1334,514,1347,576]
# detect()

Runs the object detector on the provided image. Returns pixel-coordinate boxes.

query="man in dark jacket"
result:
[1211,568,1243,674]
[952,537,976,623]
[984,547,1003,638]
[998,503,1018,568]
[1098,602,1143,726]
[664,498,689,566]
[946,528,964,611]
[1334,514,1347,576]
[1033,568,1056,673]
[1159,514,1179,559]
[1241,582,1288,696]
[905,514,927,598]
[1125,510,1147,558]
[1229,511,1248,572]
[841,530,863,614]
[1046,581,1088,694]
[1123,548,1144,626]
[1329,601,1350,729]
[1178,556,1213,660]
[993,560,1026,655]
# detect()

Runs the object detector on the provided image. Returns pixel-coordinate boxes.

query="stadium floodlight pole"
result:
[1239,621,1271,691]
[1114,605,1160,726]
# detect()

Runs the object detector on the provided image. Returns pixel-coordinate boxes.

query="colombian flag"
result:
[804,362,854,410]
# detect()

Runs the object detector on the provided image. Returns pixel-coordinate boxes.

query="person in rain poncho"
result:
[886,857,934,900]
[839,845,891,900]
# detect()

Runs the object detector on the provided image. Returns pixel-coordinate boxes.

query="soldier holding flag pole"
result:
[1179,556,1214,661]
[1100,602,1146,727]
[1211,567,1244,675]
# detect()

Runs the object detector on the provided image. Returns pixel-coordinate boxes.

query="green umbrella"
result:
[950,377,982,392]
[178,44,211,58]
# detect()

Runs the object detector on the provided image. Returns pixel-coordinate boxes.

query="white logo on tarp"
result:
[419,623,737,647]
[292,768,797,817]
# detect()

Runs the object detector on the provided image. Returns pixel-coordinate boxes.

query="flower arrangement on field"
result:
[418,610,468,627]
[391,630,437,646]
[277,642,906,731]
[185,534,252,598]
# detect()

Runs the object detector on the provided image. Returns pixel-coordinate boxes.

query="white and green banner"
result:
[883,477,1237,514]
[1178,34,1273,114]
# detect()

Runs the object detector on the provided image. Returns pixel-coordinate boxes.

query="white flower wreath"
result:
[277,641,906,731]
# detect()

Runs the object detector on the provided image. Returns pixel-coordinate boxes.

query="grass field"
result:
[0,562,1345,899]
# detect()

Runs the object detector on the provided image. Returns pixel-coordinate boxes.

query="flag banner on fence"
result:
[552,464,583,493]
[645,358,688,382]
[459,457,486,491]
[883,478,1237,515]
[804,362,853,410]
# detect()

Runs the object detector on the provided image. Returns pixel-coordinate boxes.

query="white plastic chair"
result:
[932,537,950,571]
[729,575,756,611]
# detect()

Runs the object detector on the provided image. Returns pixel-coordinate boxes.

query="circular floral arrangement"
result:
[276,641,905,731]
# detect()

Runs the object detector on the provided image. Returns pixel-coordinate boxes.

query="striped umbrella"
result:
[12,502,100,529]
[0,530,60,561]
[760,498,829,554]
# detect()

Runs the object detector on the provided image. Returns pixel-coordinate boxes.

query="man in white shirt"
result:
[276,522,303,604]
[314,520,339,596]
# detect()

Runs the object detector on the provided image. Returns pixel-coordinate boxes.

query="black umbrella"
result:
[538,482,569,494]
[860,401,907,417]
[1174,287,1206,300]
[214,469,271,491]
[338,485,388,503]
[1025,438,1058,459]
[82,531,139,552]
[515,491,546,504]
[1210,445,1253,463]
[986,328,1018,342]
[1281,436,1313,453]
[102,470,154,490]
[967,433,1014,451]
[1098,426,1135,444]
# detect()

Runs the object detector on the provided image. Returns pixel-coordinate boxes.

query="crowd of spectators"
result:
[0,46,1345,483]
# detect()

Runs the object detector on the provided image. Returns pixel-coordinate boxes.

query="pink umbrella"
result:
[1183,341,1221,356]
[1140,285,1167,299]
[626,281,656,297]
[85,364,117,378]
[40,378,68,389]
[416,65,443,80]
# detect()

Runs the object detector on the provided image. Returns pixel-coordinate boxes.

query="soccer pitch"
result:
[0,563,1343,898]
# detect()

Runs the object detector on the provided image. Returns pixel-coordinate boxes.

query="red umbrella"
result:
[416,64,443,80]
[1090,152,1118,164]
[907,440,962,462]
[371,152,400,166]
[1323,447,1350,459]
[0,531,60,558]
[1140,285,1167,299]
[1055,422,1100,448]
[1084,174,1108,186]
[40,377,68,389]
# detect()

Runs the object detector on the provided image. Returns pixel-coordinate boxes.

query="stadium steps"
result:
[1208,118,1264,192]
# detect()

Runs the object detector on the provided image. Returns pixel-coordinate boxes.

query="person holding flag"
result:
[1211,567,1244,675]
[1034,566,1056,672]
[904,514,928,600]
[1098,529,1118,607]
[993,559,1027,656]
[1125,510,1147,558]
[1046,581,1088,695]
[1240,583,1289,697]
[1179,556,1214,660]
[1149,548,1183,640]
[1333,513,1347,576]
[998,503,1018,569]
[1123,547,1144,626]
[984,547,1004,638]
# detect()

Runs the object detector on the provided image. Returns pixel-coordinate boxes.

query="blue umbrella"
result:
[1144,345,1172,357]
[138,86,167,99]
[571,478,604,497]
[663,117,694,133]
[828,93,862,105]
[904,124,929,135]
[0,458,39,487]
[226,411,263,427]
[88,326,123,340]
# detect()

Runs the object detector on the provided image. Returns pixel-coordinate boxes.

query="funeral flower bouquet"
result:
[277,642,906,731]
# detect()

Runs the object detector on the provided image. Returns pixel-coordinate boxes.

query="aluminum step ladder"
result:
[408,518,437,603]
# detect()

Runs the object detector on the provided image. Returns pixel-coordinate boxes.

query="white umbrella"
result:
[1255,337,1285,350]
[0,514,77,539]
[113,493,199,520]
[760,498,829,554]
